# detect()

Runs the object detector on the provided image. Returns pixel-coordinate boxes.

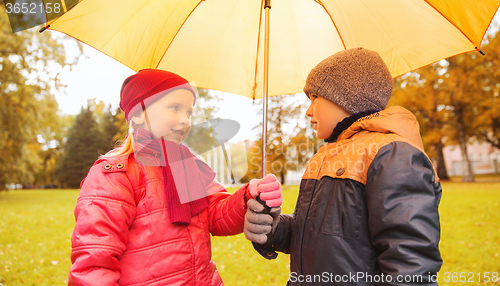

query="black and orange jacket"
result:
[255,106,443,286]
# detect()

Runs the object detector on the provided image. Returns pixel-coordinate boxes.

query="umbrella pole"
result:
[262,0,271,178]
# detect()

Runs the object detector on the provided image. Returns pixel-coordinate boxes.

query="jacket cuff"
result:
[240,183,252,204]
[252,242,278,260]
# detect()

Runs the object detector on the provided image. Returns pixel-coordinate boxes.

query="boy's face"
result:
[306,93,351,139]
[132,89,194,144]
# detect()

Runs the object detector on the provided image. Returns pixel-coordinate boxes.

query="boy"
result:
[244,48,442,285]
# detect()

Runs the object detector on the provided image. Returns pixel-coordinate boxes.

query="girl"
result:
[68,69,282,286]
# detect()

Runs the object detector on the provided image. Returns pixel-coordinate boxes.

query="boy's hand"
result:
[248,174,283,207]
[244,199,281,245]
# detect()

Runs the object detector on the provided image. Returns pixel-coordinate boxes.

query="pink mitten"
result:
[248,174,283,207]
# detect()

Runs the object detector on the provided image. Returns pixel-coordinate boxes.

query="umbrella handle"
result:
[256,194,271,215]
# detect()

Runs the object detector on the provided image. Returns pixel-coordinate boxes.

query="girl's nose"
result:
[179,113,190,125]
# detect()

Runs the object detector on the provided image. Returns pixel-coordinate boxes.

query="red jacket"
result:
[69,153,248,286]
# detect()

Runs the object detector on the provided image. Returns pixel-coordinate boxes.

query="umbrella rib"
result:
[422,0,480,49]
[252,0,266,101]
[155,1,205,69]
[130,28,148,67]
[41,0,85,29]
[316,0,346,50]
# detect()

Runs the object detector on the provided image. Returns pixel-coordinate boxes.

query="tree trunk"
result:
[485,133,500,151]
[281,170,286,185]
[435,141,450,181]
[456,120,475,182]
[40,155,49,188]
[0,178,6,191]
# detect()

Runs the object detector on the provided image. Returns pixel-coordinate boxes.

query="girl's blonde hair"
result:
[101,122,135,158]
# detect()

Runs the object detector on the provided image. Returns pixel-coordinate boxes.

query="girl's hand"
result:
[248,174,283,207]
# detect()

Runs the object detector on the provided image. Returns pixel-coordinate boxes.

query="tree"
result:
[440,28,500,181]
[91,102,123,153]
[250,94,303,184]
[391,59,478,182]
[390,28,500,183]
[472,30,500,150]
[57,105,104,188]
[111,107,127,141]
[442,55,482,182]
[0,3,81,189]
[391,65,451,181]
[101,106,121,150]
[241,94,324,184]
[35,113,74,188]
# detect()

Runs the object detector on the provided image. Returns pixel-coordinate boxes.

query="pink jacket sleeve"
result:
[68,158,136,286]
[207,181,250,236]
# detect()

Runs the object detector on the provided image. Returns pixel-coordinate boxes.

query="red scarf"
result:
[132,128,214,225]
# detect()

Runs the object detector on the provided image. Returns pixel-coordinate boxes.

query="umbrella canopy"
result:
[46,0,500,100]
[44,0,500,178]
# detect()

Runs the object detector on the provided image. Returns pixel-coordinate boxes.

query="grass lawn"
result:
[0,182,499,285]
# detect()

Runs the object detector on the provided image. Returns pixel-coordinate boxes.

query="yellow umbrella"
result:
[42,0,500,175]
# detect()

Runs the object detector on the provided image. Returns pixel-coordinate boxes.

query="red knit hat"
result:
[120,69,197,121]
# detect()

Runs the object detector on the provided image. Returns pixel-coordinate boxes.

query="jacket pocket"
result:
[316,178,361,239]
[119,238,193,285]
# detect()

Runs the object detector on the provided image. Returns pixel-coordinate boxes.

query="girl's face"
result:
[132,89,194,144]
[306,93,351,139]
